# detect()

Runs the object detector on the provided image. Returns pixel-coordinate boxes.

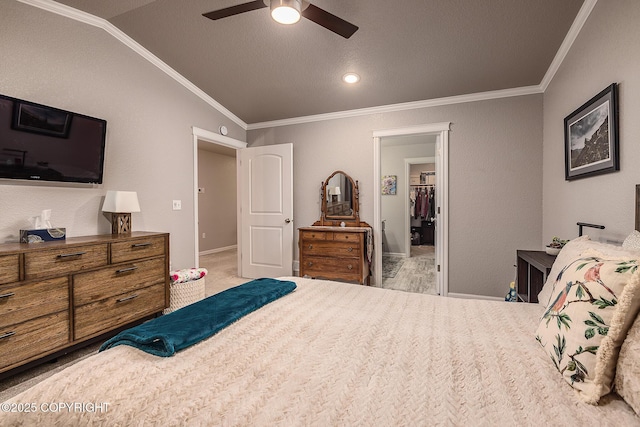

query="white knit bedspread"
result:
[4,277,639,426]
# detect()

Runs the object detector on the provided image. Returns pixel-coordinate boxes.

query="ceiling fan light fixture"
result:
[270,0,301,25]
[342,73,360,84]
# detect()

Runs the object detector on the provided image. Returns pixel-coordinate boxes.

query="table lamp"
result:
[102,191,141,234]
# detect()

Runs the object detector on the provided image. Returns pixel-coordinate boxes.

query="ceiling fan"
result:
[202,0,358,39]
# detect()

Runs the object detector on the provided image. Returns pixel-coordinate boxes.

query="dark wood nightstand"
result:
[516,250,557,303]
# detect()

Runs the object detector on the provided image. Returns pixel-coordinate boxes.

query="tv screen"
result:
[0,94,106,184]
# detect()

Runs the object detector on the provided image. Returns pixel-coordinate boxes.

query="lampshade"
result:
[270,0,301,25]
[102,191,141,213]
[333,186,341,195]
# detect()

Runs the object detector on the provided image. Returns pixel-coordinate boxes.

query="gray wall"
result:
[0,2,245,269]
[248,94,543,297]
[543,0,640,243]
[197,150,237,252]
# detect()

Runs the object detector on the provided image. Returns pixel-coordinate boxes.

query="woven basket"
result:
[163,276,206,314]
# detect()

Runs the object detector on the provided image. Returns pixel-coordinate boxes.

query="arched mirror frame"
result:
[316,170,361,226]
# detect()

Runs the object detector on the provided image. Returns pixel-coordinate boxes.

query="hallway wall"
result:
[197,149,237,253]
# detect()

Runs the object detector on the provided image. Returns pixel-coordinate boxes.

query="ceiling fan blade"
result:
[202,0,267,21]
[301,4,358,39]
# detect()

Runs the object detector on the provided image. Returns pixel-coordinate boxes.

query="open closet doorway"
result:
[380,138,437,294]
[373,122,450,296]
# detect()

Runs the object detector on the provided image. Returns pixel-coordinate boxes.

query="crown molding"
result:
[247,86,542,130]
[17,0,248,130]
[539,0,598,91]
[18,0,597,132]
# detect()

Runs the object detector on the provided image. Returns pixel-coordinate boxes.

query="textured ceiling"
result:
[54,0,585,125]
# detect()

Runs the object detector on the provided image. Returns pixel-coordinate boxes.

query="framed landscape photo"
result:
[564,83,619,180]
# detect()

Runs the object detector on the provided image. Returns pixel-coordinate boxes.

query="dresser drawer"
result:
[302,256,361,279]
[302,241,360,257]
[300,230,327,240]
[74,282,165,340]
[333,232,363,243]
[0,254,20,285]
[0,311,69,371]
[0,277,68,329]
[73,257,166,306]
[24,244,108,280]
[111,236,166,264]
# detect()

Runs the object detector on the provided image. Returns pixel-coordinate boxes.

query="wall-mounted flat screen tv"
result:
[0,94,106,184]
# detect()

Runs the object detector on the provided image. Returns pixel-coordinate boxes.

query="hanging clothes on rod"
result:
[409,188,416,218]
[420,187,428,219]
[428,187,436,222]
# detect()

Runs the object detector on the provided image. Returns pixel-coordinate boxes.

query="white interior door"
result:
[238,143,293,278]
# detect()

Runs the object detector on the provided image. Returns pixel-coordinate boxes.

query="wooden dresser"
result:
[299,226,370,285]
[0,231,169,376]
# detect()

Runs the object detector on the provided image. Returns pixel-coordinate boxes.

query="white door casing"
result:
[238,143,294,278]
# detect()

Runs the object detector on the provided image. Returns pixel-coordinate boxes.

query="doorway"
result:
[192,127,294,283]
[373,122,450,296]
[191,126,246,274]
[380,140,437,294]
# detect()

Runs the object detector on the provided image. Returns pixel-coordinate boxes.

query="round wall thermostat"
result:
[219,125,228,136]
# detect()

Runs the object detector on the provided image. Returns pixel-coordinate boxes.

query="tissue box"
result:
[20,228,66,243]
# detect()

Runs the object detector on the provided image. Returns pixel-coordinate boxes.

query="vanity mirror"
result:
[317,170,360,226]
[300,170,372,285]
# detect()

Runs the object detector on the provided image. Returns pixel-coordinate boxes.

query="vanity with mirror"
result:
[298,171,372,285]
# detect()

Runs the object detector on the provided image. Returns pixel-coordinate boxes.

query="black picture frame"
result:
[12,100,72,138]
[564,83,619,180]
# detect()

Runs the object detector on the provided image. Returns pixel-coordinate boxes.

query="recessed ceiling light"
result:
[343,73,360,84]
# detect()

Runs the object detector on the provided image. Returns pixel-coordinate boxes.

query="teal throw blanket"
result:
[99,278,296,357]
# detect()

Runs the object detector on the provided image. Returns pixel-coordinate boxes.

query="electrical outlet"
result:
[202,233,206,239]
[172,200,181,210]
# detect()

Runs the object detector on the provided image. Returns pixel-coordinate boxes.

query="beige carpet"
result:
[0,247,245,402]
[199,247,249,296]
[381,245,437,295]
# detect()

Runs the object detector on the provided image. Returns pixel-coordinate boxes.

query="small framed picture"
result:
[381,175,397,195]
[564,83,619,180]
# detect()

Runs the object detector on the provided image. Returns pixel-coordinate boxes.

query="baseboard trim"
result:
[199,244,237,256]
[447,292,504,302]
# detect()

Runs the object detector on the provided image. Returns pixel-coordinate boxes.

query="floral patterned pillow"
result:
[535,254,640,404]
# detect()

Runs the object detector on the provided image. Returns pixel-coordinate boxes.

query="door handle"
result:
[284,218,291,224]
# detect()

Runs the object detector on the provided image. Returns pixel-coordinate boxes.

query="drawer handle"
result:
[307,262,313,267]
[115,266,138,274]
[347,265,353,270]
[0,292,15,299]
[57,251,86,259]
[0,331,16,340]
[308,244,313,250]
[132,242,152,248]
[116,293,139,303]
[347,247,353,252]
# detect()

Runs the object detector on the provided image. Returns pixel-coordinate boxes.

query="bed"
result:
[3,238,640,425]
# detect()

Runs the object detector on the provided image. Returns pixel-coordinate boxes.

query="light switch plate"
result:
[172,200,181,210]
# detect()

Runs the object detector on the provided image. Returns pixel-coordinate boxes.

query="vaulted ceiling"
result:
[53,0,585,125]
